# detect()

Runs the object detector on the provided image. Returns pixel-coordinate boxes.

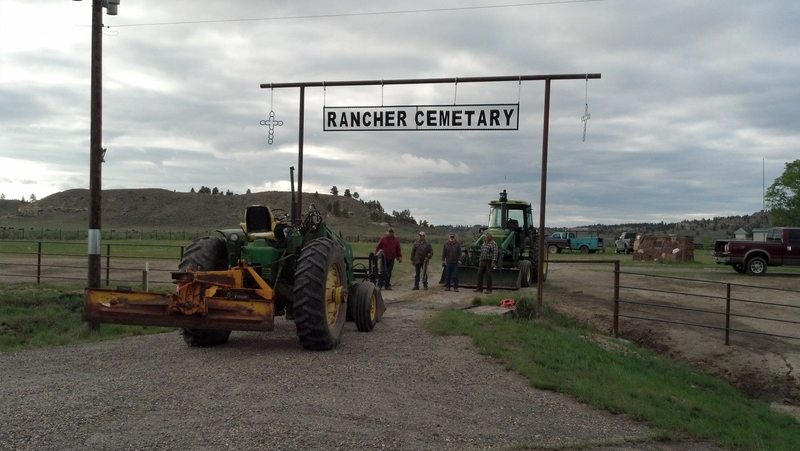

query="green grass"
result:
[428,298,800,450]
[0,283,172,352]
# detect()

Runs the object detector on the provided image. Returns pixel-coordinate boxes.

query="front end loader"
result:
[85,170,384,350]
[454,190,546,290]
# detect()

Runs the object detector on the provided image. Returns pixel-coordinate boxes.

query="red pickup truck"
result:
[713,227,800,275]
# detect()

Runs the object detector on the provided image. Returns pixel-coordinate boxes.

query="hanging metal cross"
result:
[260,110,283,145]
[581,107,591,142]
[581,76,591,142]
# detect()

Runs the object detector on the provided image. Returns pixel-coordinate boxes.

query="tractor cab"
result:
[454,190,542,290]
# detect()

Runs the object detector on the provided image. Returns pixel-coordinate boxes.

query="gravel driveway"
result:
[2,287,700,450]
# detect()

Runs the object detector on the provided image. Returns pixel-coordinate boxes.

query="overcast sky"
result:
[1,0,798,227]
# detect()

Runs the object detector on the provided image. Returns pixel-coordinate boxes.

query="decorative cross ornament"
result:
[581,75,591,142]
[581,109,591,142]
[261,111,283,145]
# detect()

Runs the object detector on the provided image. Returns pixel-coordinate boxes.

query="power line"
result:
[108,0,603,28]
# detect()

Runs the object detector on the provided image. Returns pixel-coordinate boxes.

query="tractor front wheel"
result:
[518,259,532,287]
[352,281,382,332]
[178,236,231,347]
[293,238,348,350]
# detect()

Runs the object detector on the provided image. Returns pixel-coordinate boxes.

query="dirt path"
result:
[0,283,723,450]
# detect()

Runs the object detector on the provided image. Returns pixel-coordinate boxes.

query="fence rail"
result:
[547,259,800,345]
[0,240,183,288]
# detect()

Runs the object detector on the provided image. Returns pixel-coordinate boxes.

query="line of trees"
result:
[189,187,252,195]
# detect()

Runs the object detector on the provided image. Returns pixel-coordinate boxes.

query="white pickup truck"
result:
[614,232,638,254]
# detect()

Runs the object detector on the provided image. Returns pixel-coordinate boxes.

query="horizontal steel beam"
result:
[260,73,601,89]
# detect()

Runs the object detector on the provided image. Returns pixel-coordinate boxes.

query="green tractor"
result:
[456,190,545,290]
[85,171,384,351]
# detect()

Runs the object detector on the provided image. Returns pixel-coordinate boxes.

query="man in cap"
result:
[375,227,402,290]
[410,230,433,290]
[442,233,461,292]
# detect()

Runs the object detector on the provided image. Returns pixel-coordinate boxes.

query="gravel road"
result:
[1,287,703,450]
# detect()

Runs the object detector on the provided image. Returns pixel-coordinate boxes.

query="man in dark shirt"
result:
[442,233,461,292]
[411,231,433,290]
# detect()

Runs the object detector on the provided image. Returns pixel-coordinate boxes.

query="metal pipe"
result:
[536,79,551,315]
[261,73,601,89]
[725,283,731,345]
[613,260,619,337]
[297,86,305,218]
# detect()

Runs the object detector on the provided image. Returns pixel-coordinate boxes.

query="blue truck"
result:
[546,229,604,254]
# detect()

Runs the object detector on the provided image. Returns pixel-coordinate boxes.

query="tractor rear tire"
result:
[352,281,381,332]
[518,259,532,287]
[178,236,232,347]
[293,238,348,350]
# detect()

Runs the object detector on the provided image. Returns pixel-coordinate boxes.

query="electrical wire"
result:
[107,0,604,28]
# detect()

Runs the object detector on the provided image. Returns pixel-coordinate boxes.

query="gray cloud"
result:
[1,0,798,227]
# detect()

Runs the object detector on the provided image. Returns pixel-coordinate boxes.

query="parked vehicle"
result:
[546,231,575,254]
[546,229,604,254]
[453,190,544,289]
[713,227,800,275]
[614,232,638,254]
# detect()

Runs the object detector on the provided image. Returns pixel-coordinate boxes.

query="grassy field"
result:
[428,297,800,450]
[0,283,171,352]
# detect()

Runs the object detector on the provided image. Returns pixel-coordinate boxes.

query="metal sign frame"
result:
[260,73,601,313]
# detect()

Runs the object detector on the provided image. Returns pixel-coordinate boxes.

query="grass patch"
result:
[428,298,799,450]
[0,283,172,352]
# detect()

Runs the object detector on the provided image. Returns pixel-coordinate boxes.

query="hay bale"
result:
[632,234,694,263]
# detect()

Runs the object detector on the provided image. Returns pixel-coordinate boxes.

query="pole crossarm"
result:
[260,73,600,89]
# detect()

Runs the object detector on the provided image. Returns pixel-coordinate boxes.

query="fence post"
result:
[142,261,149,291]
[105,243,111,287]
[725,283,731,346]
[36,241,42,284]
[613,260,619,337]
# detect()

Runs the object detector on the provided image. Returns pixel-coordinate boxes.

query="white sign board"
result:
[323,104,519,131]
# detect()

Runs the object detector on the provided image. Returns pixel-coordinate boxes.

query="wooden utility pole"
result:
[88,0,103,288]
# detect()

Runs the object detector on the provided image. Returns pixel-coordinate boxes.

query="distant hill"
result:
[0,189,409,237]
[0,189,772,244]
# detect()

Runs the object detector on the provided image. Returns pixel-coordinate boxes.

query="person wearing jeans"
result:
[442,233,461,291]
[474,232,498,294]
[375,227,402,290]
[411,231,433,290]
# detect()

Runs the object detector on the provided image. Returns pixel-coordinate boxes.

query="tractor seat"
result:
[243,205,276,240]
[507,219,520,231]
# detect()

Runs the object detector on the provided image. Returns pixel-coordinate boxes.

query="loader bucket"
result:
[446,265,522,290]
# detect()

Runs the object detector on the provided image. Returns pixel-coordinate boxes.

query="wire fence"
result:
[547,259,800,345]
[0,228,212,241]
[0,240,184,289]
[615,271,800,344]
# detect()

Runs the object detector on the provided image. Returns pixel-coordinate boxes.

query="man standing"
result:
[442,233,461,292]
[474,232,498,294]
[375,227,402,290]
[411,231,433,290]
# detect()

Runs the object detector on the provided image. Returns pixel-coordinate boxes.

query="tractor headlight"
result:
[230,233,239,241]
